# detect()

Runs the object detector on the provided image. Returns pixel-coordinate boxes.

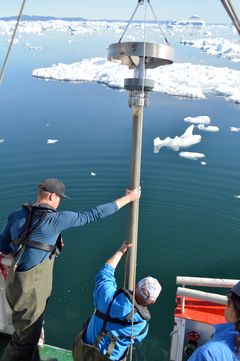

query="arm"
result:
[115,188,141,210]
[93,241,132,308]
[106,241,132,269]
[55,187,141,232]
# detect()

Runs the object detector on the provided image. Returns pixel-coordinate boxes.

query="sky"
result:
[1,0,240,23]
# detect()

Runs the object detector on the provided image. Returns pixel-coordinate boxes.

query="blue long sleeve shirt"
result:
[188,323,240,361]
[0,202,118,271]
[84,263,148,360]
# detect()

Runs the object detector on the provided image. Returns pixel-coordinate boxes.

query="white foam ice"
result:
[230,127,240,132]
[154,124,201,153]
[180,38,240,63]
[179,151,205,160]
[47,139,59,144]
[197,124,219,132]
[184,116,211,124]
[32,58,240,104]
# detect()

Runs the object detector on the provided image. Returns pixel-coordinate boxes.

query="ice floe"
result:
[154,124,201,153]
[180,38,240,63]
[201,161,207,166]
[196,124,219,132]
[179,151,205,160]
[32,58,240,104]
[91,172,96,176]
[230,127,240,132]
[47,139,59,144]
[0,139,5,143]
[233,195,240,199]
[184,116,211,125]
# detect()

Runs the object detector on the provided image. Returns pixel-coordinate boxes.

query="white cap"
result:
[137,276,162,302]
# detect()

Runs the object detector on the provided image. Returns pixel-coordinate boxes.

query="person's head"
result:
[225,281,240,353]
[225,282,240,323]
[135,276,162,306]
[37,178,68,209]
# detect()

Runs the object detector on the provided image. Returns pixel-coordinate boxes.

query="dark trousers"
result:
[0,313,44,361]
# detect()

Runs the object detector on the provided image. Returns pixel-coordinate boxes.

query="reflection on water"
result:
[0,27,240,360]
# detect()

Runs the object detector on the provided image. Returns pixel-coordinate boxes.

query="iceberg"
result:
[179,152,205,160]
[197,124,219,132]
[32,58,240,104]
[230,127,240,132]
[154,124,201,153]
[172,15,206,28]
[180,38,240,63]
[47,139,59,144]
[184,116,211,125]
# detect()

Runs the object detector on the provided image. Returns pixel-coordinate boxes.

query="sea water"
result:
[0,25,240,360]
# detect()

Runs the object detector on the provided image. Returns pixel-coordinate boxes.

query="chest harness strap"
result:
[94,288,150,358]
[12,203,63,270]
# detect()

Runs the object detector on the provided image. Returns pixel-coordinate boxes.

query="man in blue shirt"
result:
[188,281,240,361]
[73,241,161,361]
[0,178,140,361]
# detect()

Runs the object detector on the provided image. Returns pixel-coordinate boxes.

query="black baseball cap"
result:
[38,178,70,199]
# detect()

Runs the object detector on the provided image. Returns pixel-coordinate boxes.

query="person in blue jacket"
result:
[72,240,162,361]
[0,178,140,361]
[188,281,240,361]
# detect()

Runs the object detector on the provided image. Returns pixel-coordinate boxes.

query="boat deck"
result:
[175,296,225,324]
[0,333,73,361]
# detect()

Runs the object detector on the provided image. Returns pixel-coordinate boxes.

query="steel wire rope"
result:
[128,2,148,360]
[147,0,170,45]
[118,2,142,44]
[0,0,27,84]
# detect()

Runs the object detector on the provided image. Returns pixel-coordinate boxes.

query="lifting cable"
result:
[118,0,170,45]
[0,0,27,84]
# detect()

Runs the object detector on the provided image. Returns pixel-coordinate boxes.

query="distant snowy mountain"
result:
[0,15,86,21]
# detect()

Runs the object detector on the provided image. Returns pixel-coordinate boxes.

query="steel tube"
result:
[124,104,144,290]
[220,0,240,37]
[176,276,239,288]
[177,287,227,305]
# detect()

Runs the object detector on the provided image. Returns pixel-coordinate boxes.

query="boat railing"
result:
[176,276,239,313]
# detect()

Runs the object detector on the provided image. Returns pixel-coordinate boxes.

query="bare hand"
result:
[126,187,141,202]
[119,241,133,254]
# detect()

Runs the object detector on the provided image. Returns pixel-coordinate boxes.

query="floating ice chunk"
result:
[197,124,219,132]
[154,124,201,153]
[180,38,240,63]
[0,139,4,143]
[32,58,240,103]
[91,172,96,176]
[28,46,42,51]
[201,161,207,165]
[184,116,211,125]
[179,151,205,160]
[230,127,240,132]
[47,139,59,144]
[233,195,240,199]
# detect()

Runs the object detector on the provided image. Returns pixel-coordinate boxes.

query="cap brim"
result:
[61,194,71,199]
